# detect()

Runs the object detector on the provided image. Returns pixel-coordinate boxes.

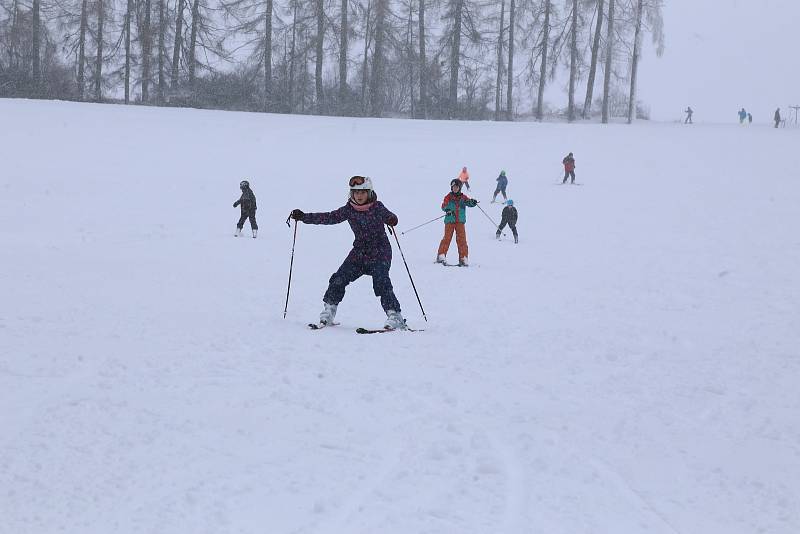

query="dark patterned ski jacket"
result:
[234,189,257,213]
[303,201,397,263]
[501,205,518,226]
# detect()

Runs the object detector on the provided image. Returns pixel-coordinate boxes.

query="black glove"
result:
[290,209,305,221]
[445,210,455,217]
[387,215,398,226]
[233,201,239,208]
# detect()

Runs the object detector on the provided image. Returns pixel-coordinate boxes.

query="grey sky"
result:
[638,0,800,123]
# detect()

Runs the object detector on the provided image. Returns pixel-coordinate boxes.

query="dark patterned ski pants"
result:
[562,170,575,183]
[237,210,258,230]
[324,259,401,312]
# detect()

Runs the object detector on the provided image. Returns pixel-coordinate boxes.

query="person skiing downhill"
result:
[492,170,509,202]
[738,108,747,124]
[233,180,258,237]
[457,166,471,190]
[436,179,478,266]
[562,152,576,184]
[496,199,518,244]
[774,107,782,128]
[684,107,693,124]
[289,176,406,330]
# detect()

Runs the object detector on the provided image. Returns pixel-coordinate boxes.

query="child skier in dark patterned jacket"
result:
[496,199,518,244]
[233,180,258,237]
[289,176,406,330]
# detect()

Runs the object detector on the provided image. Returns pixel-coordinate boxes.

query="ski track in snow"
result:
[1,99,800,534]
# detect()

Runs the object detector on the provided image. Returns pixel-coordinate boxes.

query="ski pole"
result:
[390,228,428,322]
[283,217,298,318]
[476,202,506,236]
[400,214,446,235]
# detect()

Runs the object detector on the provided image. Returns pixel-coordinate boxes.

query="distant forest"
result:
[0,0,664,121]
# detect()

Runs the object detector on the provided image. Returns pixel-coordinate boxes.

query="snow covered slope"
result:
[1,99,799,534]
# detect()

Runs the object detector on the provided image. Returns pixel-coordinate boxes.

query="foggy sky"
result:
[638,0,800,123]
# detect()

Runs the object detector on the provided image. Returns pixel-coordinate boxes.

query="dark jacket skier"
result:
[774,108,781,128]
[234,180,258,237]
[497,200,519,244]
[562,153,576,184]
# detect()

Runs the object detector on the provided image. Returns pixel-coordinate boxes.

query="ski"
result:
[356,327,424,334]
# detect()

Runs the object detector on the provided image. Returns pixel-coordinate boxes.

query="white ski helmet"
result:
[348,175,376,202]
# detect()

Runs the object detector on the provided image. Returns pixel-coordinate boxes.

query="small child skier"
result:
[233,180,258,237]
[492,170,508,203]
[562,152,576,184]
[457,166,471,190]
[436,179,478,266]
[288,176,406,330]
[496,199,518,244]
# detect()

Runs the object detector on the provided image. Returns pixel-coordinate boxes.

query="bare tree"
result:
[369,0,386,116]
[94,0,104,100]
[582,0,603,118]
[627,0,664,123]
[338,0,347,107]
[157,0,166,102]
[566,0,577,121]
[601,0,614,123]
[32,0,40,93]
[417,0,426,118]
[494,0,504,121]
[447,0,463,118]
[141,0,152,102]
[505,0,514,119]
[314,0,324,112]
[170,0,185,89]
[124,0,132,102]
[77,0,89,99]
[535,0,551,120]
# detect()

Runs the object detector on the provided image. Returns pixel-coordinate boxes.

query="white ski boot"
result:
[319,302,338,325]
[436,254,446,264]
[252,229,258,238]
[458,257,469,267]
[384,310,407,330]
[234,227,242,237]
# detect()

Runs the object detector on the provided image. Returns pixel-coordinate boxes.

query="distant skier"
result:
[492,170,508,203]
[289,176,406,330]
[457,166,471,191]
[774,107,781,128]
[496,200,518,244]
[738,108,747,124]
[562,152,576,184]
[233,180,258,238]
[436,179,478,267]
[684,107,693,124]
[748,113,753,124]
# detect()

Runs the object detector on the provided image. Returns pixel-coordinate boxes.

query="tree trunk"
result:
[601,0,615,123]
[158,0,166,103]
[494,0,505,121]
[339,0,348,109]
[289,2,298,112]
[315,0,324,113]
[78,0,88,99]
[124,0,132,103]
[369,0,386,117]
[582,0,603,118]
[418,0,427,118]
[535,0,550,120]
[32,0,40,95]
[567,0,577,121]
[171,0,186,90]
[360,0,371,113]
[188,0,200,87]
[506,0,515,120]
[448,0,463,119]
[627,0,643,124]
[141,0,152,103]
[407,4,414,118]
[95,0,104,101]
[264,0,273,112]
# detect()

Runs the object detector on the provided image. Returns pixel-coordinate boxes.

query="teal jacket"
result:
[441,192,477,223]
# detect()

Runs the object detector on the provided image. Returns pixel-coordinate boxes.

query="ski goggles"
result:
[349,176,367,187]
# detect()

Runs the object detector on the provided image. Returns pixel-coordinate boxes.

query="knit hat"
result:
[506,199,514,206]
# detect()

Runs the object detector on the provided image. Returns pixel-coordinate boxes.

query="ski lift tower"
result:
[790,105,800,126]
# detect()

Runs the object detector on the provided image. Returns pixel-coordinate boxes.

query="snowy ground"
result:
[1,98,799,534]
